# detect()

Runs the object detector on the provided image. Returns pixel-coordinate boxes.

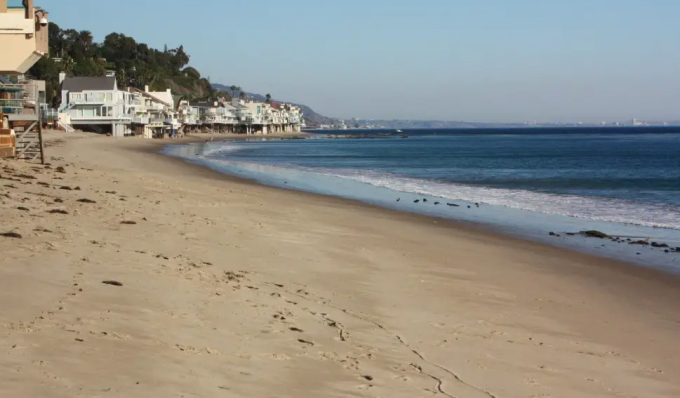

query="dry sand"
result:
[2,131,680,398]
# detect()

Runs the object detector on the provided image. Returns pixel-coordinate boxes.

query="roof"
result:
[188,100,215,108]
[62,76,116,92]
[148,91,174,108]
[127,87,172,107]
[172,95,183,110]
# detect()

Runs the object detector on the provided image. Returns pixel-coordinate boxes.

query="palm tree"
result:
[265,94,271,103]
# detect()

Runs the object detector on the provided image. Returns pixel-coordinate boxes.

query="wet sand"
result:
[1,131,680,397]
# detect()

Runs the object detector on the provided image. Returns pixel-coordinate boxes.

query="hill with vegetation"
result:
[27,23,334,126]
[28,23,229,107]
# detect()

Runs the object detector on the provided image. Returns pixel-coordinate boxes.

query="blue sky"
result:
[41,0,680,122]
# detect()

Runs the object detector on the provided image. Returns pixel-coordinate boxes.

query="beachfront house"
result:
[126,87,175,139]
[177,99,201,129]
[146,87,180,136]
[0,0,49,75]
[0,75,46,117]
[59,72,134,137]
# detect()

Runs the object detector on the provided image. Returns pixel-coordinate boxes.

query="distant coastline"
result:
[304,125,680,136]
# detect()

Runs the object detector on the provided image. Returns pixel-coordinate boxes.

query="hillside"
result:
[28,23,224,107]
[211,84,335,126]
[26,22,328,123]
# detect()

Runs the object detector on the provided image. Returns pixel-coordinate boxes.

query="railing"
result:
[132,116,150,124]
[41,108,58,121]
[0,99,23,114]
[69,98,115,105]
[70,114,132,121]
[149,117,165,124]
[58,121,75,133]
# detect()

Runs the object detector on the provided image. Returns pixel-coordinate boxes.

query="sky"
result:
[41,0,680,123]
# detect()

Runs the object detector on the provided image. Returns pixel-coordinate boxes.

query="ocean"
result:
[165,127,680,273]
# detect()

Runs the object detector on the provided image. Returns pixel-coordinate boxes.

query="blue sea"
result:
[164,127,680,273]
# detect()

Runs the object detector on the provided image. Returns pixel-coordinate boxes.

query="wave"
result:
[319,168,680,230]
[163,142,247,158]
[169,142,680,231]
[219,159,680,230]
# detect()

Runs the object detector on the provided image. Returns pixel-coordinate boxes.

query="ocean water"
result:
[164,128,680,273]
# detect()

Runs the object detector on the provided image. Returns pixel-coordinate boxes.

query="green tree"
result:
[265,94,271,103]
[28,22,206,106]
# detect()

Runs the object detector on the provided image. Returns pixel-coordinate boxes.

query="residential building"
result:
[59,72,135,137]
[177,99,201,128]
[0,0,49,74]
[125,87,175,138]
[145,86,180,135]
[1,74,46,118]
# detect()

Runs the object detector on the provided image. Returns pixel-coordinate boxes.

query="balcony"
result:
[70,114,131,121]
[132,115,149,124]
[0,98,22,114]
[40,107,57,120]
[0,0,49,74]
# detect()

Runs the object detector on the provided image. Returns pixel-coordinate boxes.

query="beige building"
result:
[0,0,49,74]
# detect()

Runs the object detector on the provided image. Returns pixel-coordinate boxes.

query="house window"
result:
[70,93,82,101]
[106,93,113,102]
[82,106,95,117]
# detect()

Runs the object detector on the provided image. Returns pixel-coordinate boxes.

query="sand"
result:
[1,131,680,398]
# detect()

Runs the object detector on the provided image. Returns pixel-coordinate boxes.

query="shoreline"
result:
[3,131,680,397]
[162,136,680,274]
[151,138,680,300]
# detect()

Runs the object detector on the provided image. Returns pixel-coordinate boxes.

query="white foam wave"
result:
[173,144,680,231]
[320,168,680,230]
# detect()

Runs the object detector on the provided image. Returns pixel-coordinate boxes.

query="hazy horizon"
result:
[43,0,680,123]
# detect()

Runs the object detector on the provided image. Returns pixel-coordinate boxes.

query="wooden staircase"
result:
[12,119,44,164]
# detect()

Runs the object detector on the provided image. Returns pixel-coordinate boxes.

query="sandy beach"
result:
[2,131,680,398]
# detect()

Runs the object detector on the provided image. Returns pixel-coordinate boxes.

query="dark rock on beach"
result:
[630,240,650,246]
[582,230,609,239]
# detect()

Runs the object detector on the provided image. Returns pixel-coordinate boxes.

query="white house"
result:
[125,87,175,138]
[59,72,134,137]
[177,99,201,127]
